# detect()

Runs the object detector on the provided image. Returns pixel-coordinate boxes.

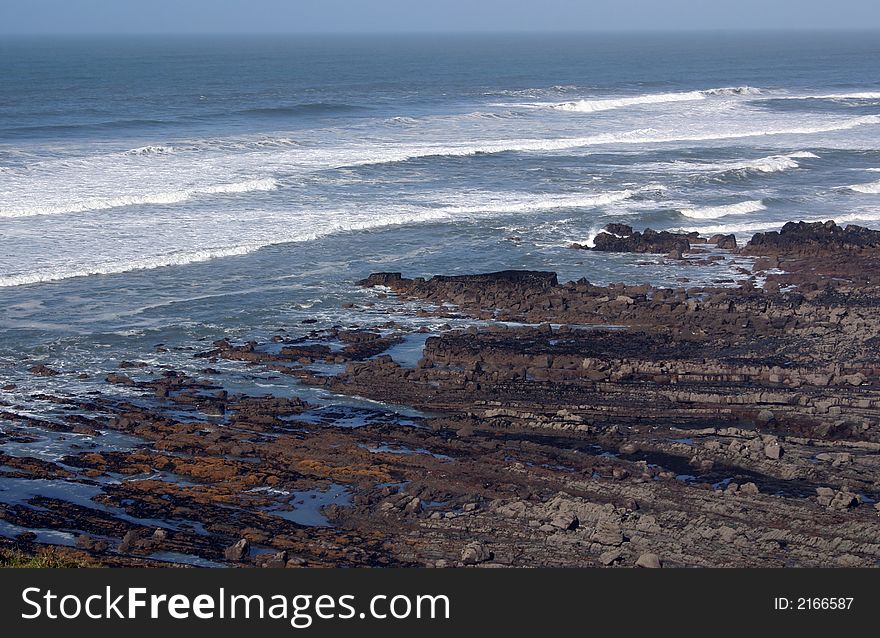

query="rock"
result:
[357,272,404,287]
[591,520,624,546]
[830,491,860,510]
[118,530,140,553]
[550,514,579,531]
[756,409,775,424]
[743,220,880,257]
[817,487,859,509]
[460,542,492,565]
[263,551,288,568]
[224,538,250,561]
[599,549,622,565]
[635,552,662,568]
[764,442,783,460]
[739,482,760,495]
[105,373,135,386]
[708,234,737,250]
[604,223,634,237]
[591,227,692,255]
[28,364,59,377]
[666,247,683,260]
[404,497,423,514]
[75,535,109,553]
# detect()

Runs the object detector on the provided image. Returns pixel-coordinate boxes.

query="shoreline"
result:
[3,219,880,567]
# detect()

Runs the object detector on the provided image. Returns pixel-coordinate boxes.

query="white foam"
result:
[540,86,761,113]
[433,190,634,215]
[0,245,257,287]
[0,178,278,218]
[848,179,880,194]
[785,92,880,100]
[654,151,818,175]
[0,191,632,287]
[334,114,880,166]
[125,145,175,155]
[732,151,819,173]
[678,200,766,219]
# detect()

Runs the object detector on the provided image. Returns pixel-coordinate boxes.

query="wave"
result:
[0,189,638,287]
[782,92,880,101]
[339,114,880,167]
[432,190,634,215]
[125,145,175,155]
[0,178,278,219]
[848,179,880,194]
[0,245,259,288]
[0,206,485,287]
[544,86,762,113]
[725,151,818,174]
[239,103,363,117]
[678,200,767,219]
[658,151,818,175]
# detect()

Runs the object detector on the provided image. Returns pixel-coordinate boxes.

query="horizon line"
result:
[4,27,880,37]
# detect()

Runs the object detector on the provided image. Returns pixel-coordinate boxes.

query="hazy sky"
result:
[2,0,880,34]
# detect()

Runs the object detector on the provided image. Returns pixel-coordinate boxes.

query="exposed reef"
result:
[3,221,880,568]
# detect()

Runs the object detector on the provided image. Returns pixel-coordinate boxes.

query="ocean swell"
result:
[0,178,279,219]
[678,200,767,219]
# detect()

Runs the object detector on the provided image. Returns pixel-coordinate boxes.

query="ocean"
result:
[1,31,879,458]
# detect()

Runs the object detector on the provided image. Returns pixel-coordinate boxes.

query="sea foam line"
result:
[336,114,880,168]
[0,191,633,287]
[648,151,818,175]
[848,179,880,194]
[527,86,762,113]
[678,200,767,219]
[0,178,279,219]
[780,92,880,101]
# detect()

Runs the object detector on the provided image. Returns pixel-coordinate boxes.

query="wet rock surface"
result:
[3,221,880,568]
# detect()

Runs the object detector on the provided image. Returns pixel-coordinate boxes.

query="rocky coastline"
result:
[3,220,880,568]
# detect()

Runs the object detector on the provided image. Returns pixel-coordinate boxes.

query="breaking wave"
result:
[544,86,762,113]
[0,178,279,218]
[678,200,767,219]
[338,114,880,167]
[431,190,634,215]
[125,145,175,155]
[848,179,880,194]
[657,151,818,175]
[0,189,637,287]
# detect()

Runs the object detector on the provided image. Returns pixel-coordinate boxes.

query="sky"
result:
[2,0,880,34]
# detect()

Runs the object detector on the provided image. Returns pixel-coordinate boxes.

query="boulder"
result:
[635,552,662,568]
[224,538,250,561]
[460,542,492,565]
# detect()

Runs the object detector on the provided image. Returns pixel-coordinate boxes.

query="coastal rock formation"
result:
[5,219,880,568]
[744,220,880,257]
[584,224,697,254]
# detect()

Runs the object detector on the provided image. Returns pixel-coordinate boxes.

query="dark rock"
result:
[744,221,880,257]
[708,233,737,249]
[224,538,250,561]
[28,365,60,377]
[603,223,634,237]
[591,228,692,255]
